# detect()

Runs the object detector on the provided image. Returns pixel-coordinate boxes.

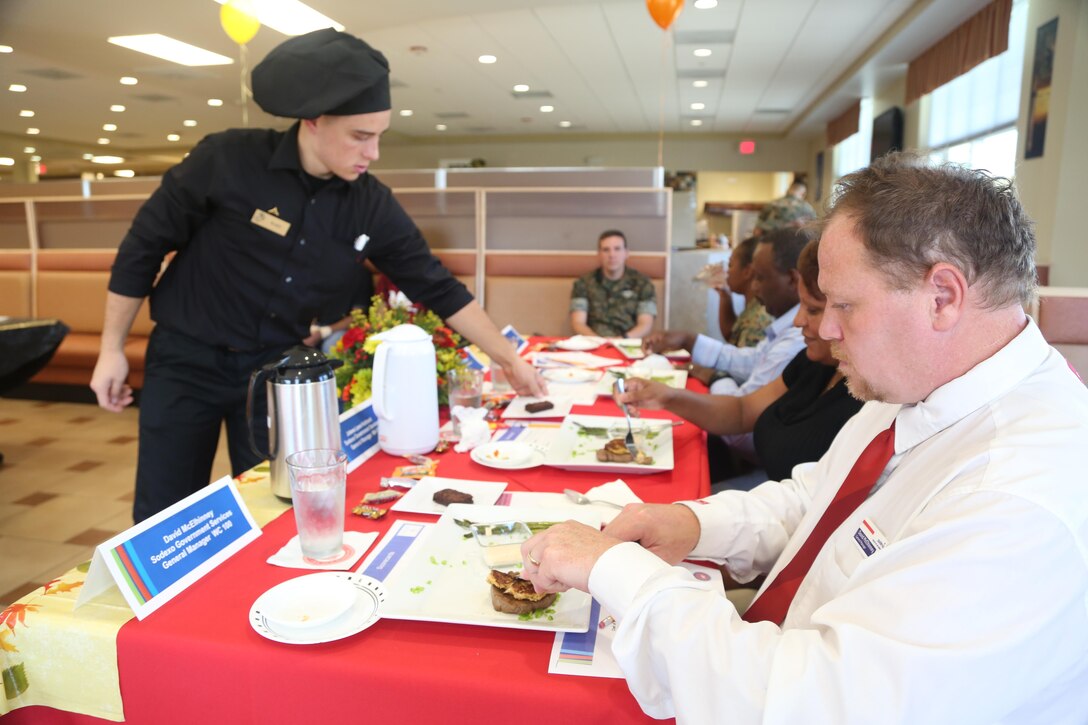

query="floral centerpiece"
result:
[329,292,467,409]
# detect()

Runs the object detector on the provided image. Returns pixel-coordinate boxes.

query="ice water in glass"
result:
[286,449,347,562]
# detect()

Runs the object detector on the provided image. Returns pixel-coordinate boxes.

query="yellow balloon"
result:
[221,0,260,46]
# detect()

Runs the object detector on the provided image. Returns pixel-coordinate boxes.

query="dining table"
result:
[1,340,709,724]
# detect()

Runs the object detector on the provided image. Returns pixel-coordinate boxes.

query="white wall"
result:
[378,133,814,173]
[1015,0,1088,285]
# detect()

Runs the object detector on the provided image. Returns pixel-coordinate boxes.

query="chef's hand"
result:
[641,330,696,355]
[614,377,674,412]
[602,503,701,565]
[90,350,134,412]
[521,521,623,594]
[505,356,547,397]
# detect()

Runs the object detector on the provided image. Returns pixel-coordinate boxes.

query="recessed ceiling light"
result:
[399,109,413,117]
[167,133,181,141]
[207,98,224,107]
[0,158,14,167]
[114,169,136,178]
[0,45,13,54]
[693,48,712,57]
[513,84,529,92]
[108,34,233,67]
[30,155,41,162]
[540,105,554,113]
[19,110,34,117]
[110,105,126,112]
[120,76,138,85]
[183,119,198,127]
[559,120,572,128]
[693,80,708,88]
[694,0,718,8]
[436,124,447,131]
[103,123,117,131]
[23,147,35,153]
[91,155,124,164]
[211,0,345,36]
[97,138,110,144]
[690,119,704,126]
[82,153,94,160]
[690,102,705,110]
[478,54,497,64]
[26,127,39,135]
[9,84,27,92]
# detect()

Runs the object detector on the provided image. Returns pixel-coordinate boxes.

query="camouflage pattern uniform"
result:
[729,298,774,348]
[754,195,817,234]
[570,268,657,337]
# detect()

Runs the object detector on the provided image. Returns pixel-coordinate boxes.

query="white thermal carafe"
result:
[370,324,439,455]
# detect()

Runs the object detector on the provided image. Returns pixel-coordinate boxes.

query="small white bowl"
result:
[260,575,358,632]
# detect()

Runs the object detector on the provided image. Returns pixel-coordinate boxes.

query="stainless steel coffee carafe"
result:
[246,346,343,501]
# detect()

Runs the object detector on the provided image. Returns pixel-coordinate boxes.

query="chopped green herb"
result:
[409,586,425,594]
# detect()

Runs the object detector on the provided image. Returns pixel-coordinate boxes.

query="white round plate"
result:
[470,441,545,470]
[542,367,599,384]
[554,336,605,351]
[250,572,385,645]
[260,573,357,631]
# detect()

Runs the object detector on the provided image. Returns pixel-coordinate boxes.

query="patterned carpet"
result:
[0,398,230,606]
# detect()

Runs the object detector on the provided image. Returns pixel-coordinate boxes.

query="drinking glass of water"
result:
[447,368,484,435]
[286,448,347,562]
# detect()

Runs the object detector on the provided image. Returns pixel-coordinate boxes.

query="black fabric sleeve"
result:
[108,135,218,298]
[362,183,474,320]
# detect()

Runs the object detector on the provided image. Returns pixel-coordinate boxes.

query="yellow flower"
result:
[363,336,382,355]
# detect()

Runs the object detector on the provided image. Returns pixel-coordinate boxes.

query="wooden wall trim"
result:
[484,253,667,278]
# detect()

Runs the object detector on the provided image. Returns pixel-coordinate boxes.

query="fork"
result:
[612,378,639,458]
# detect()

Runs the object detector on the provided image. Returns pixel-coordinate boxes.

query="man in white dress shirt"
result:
[644,227,809,397]
[521,153,1088,724]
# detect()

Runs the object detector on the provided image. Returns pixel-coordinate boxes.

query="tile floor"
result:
[0,398,230,606]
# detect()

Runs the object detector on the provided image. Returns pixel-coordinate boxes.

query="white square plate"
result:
[543,414,675,475]
[502,395,575,419]
[595,366,689,395]
[553,335,606,351]
[390,476,508,516]
[377,504,602,632]
[608,338,646,359]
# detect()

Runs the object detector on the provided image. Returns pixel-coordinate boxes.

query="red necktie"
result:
[742,420,897,625]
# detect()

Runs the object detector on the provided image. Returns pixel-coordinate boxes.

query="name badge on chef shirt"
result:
[251,209,291,237]
[853,518,890,557]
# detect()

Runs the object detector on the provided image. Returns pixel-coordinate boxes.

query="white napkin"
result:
[630,354,674,371]
[453,406,491,452]
[582,479,644,524]
[267,531,377,570]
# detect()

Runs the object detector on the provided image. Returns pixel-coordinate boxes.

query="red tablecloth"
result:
[14,347,708,725]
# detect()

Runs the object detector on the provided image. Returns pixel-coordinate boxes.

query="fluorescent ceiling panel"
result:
[108,34,233,66]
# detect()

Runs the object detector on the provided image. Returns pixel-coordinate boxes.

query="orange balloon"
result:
[646,0,684,30]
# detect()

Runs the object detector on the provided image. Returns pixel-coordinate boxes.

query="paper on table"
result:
[267,531,378,570]
[580,479,642,523]
[548,562,724,677]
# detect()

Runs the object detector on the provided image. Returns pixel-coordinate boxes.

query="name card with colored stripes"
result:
[75,476,261,619]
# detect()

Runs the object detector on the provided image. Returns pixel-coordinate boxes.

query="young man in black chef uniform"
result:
[91,29,544,522]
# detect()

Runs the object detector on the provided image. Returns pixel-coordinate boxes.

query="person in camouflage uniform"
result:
[754,180,817,235]
[570,230,657,338]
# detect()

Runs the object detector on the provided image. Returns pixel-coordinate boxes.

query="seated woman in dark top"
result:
[619,237,862,490]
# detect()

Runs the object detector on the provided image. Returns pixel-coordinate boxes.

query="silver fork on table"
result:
[612,378,639,458]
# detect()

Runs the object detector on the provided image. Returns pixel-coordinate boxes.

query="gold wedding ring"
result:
[527,552,541,567]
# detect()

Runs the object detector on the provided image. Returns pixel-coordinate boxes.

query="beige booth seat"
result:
[31,250,153,388]
[483,253,666,337]
[0,250,32,318]
[1035,287,1088,380]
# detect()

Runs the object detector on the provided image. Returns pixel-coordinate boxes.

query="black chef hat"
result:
[252,28,391,118]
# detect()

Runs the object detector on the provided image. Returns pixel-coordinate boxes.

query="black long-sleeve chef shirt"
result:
[109,122,472,351]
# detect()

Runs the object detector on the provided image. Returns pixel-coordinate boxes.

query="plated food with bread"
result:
[544,414,674,474]
[373,503,598,632]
